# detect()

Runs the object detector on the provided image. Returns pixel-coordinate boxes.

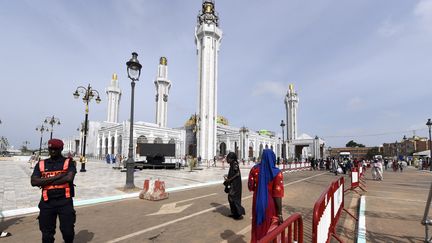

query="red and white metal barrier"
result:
[258,213,304,243]
[312,177,345,243]
[344,166,366,194]
[282,162,311,172]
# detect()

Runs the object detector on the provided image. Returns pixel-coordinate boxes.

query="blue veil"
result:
[256,149,281,225]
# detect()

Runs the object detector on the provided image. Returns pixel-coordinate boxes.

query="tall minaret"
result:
[106,73,121,123]
[284,84,299,141]
[154,57,171,127]
[195,0,222,161]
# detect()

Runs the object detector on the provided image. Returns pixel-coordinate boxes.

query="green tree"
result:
[366,147,380,159]
[346,140,365,147]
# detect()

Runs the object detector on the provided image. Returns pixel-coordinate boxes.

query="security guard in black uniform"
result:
[31,139,77,243]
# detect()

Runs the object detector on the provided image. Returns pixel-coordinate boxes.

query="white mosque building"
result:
[63,0,324,163]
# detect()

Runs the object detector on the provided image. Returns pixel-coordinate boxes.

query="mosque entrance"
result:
[220,142,227,156]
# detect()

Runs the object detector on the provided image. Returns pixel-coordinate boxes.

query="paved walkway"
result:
[0,156,258,213]
[360,166,431,242]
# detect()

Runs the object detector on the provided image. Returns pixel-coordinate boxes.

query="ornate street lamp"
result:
[280,120,285,160]
[125,52,142,189]
[73,84,101,172]
[44,115,61,139]
[426,119,432,171]
[36,124,48,156]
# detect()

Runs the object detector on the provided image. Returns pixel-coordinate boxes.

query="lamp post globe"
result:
[125,52,142,189]
[426,118,432,171]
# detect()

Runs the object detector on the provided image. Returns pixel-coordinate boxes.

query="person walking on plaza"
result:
[223,152,245,220]
[375,159,383,180]
[29,152,38,169]
[31,139,77,243]
[248,149,284,242]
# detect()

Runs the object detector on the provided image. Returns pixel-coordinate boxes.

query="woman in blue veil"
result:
[248,149,285,242]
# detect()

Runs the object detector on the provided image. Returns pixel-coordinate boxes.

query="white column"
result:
[155,57,171,127]
[195,1,222,161]
[106,73,121,123]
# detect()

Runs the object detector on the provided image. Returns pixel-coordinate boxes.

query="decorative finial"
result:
[112,73,118,81]
[289,84,294,91]
[203,1,213,13]
[160,57,167,66]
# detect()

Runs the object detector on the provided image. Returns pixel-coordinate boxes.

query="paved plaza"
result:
[0,161,430,242]
[0,156,256,214]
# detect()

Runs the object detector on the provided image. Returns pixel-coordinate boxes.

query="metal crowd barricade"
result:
[258,213,304,243]
[344,166,366,194]
[422,182,432,242]
[312,177,345,243]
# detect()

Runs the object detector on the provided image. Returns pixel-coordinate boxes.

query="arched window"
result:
[168,138,175,144]
[104,137,109,155]
[154,137,163,144]
[220,142,227,156]
[117,135,122,155]
[111,137,115,154]
[99,138,103,158]
[137,135,148,144]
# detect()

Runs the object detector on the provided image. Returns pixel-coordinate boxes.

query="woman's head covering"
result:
[256,149,280,225]
[226,152,237,162]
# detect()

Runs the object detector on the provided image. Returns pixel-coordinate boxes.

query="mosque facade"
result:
[63,0,324,163]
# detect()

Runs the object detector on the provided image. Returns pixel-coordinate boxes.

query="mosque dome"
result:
[184,114,229,126]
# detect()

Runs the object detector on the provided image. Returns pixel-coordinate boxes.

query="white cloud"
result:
[377,19,404,37]
[381,110,401,119]
[414,0,432,31]
[408,122,428,131]
[347,97,365,111]
[251,81,287,97]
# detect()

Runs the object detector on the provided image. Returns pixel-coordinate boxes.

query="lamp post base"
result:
[80,163,87,172]
[124,158,135,189]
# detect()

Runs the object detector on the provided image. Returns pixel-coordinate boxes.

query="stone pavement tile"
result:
[0,157,254,212]
[363,167,428,242]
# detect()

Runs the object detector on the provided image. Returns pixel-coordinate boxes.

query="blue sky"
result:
[0,0,431,149]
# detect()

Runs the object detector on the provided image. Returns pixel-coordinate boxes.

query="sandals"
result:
[0,232,11,238]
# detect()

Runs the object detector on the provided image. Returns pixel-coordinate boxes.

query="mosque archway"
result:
[270,145,274,151]
[137,135,148,144]
[117,135,122,155]
[220,142,227,156]
[111,137,115,155]
[99,138,103,158]
[104,137,108,155]
[259,144,263,158]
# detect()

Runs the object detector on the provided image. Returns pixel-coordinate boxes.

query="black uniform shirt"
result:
[32,156,77,200]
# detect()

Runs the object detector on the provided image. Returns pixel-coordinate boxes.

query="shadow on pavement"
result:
[220,229,247,243]
[75,229,95,243]
[0,217,23,233]
[367,231,423,243]
[365,211,421,222]
[210,202,231,217]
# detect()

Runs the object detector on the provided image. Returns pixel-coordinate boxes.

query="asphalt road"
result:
[0,170,354,243]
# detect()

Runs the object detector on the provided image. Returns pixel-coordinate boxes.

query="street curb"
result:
[357,195,366,243]
[0,169,310,219]
[0,177,247,219]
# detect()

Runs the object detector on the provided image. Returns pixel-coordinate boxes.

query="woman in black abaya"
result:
[223,152,245,219]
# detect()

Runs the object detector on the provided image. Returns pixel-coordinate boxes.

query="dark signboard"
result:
[138,143,176,157]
